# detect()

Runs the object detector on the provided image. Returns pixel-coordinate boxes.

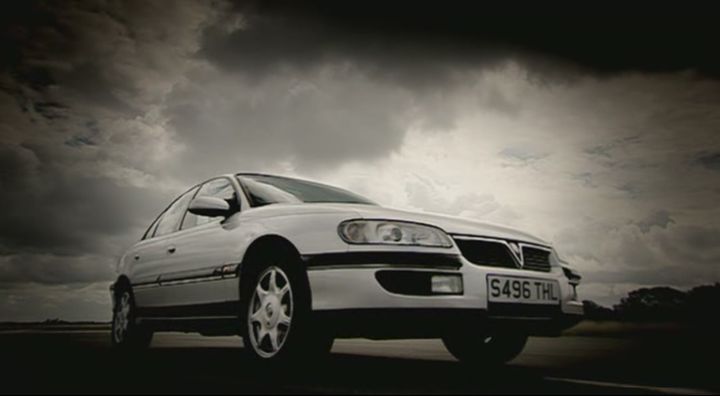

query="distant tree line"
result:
[583,283,720,326]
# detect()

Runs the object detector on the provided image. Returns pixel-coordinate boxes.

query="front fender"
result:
[236,212,353,257]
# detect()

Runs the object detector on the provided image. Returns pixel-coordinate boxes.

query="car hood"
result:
[245,203,550,246]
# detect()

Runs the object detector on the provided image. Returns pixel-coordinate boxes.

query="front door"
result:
[147,177,243,317]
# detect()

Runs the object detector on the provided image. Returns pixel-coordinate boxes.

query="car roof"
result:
[234,173,328,185]
[235,172,280,178]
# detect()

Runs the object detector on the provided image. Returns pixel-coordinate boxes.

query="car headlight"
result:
[338,220,453,248]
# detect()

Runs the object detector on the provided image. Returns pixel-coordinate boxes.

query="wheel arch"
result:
[240,234,304,274]
[238,234,311,310]
[113,275,131,290]
[110,275,131,309]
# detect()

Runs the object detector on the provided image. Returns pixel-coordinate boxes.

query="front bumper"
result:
[305,251,583,337]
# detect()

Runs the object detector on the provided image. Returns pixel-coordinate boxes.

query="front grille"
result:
[454,239,517,269]
[454,236,553,273]
[521,246,551,272]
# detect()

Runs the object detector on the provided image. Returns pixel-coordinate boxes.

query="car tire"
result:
[111,285,153,350]
[442,331,527,366]
[241,246,333,362]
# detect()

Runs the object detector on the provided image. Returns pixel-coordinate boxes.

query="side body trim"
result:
[132,263,240,289]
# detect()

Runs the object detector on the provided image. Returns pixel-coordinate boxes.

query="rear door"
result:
[132,186,198,308]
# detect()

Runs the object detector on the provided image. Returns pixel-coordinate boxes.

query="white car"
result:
[111,173,583,364]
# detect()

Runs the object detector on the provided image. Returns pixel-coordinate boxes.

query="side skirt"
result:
[136,301,241,336]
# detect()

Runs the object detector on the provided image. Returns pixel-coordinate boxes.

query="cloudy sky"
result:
[1,1,719,321]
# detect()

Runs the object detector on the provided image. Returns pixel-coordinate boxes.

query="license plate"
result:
[487,275,560,305]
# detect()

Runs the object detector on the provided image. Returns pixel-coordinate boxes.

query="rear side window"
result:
[181,178,239,230]
[153,188,197,237]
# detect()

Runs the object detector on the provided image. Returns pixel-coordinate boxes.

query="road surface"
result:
[1,330,717,394]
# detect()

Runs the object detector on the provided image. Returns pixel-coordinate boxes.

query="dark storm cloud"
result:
[554,220,720,300]
[200,1,639,96]
[694,152,720,171]
[636,210,674,233]
[214,1,720,78]
[0,162,166,256]
[0,0,217,296]
[198,5,512,90]
[0,137,169,286]
[162,66,414,179]
[183,1,720,177]
[0,253,115,286]
[172,2,619,177]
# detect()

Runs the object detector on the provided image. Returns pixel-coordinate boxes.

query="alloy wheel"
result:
[247,266,294,358]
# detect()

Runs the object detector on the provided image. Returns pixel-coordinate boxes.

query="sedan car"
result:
[111,173,583,364]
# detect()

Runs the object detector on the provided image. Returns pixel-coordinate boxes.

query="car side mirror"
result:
[187,196,232,218]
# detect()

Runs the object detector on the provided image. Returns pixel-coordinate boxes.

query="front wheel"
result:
[243,259,333,362]
[442,331,527,366]
[246,266,295,359]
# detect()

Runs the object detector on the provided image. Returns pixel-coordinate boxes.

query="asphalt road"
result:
[1,330,717,394]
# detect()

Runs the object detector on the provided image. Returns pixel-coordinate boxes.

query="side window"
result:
[181,178,239,230]
[153,188,197,237]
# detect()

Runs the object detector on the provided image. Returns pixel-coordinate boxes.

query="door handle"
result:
[167,246,176,254]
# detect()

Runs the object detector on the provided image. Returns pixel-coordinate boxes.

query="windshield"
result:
[237,175,376,207]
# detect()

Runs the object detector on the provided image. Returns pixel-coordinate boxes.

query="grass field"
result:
[562,320,692,337]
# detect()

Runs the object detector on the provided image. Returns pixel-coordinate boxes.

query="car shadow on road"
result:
[112,348,634,394]
[2,335,651,394]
